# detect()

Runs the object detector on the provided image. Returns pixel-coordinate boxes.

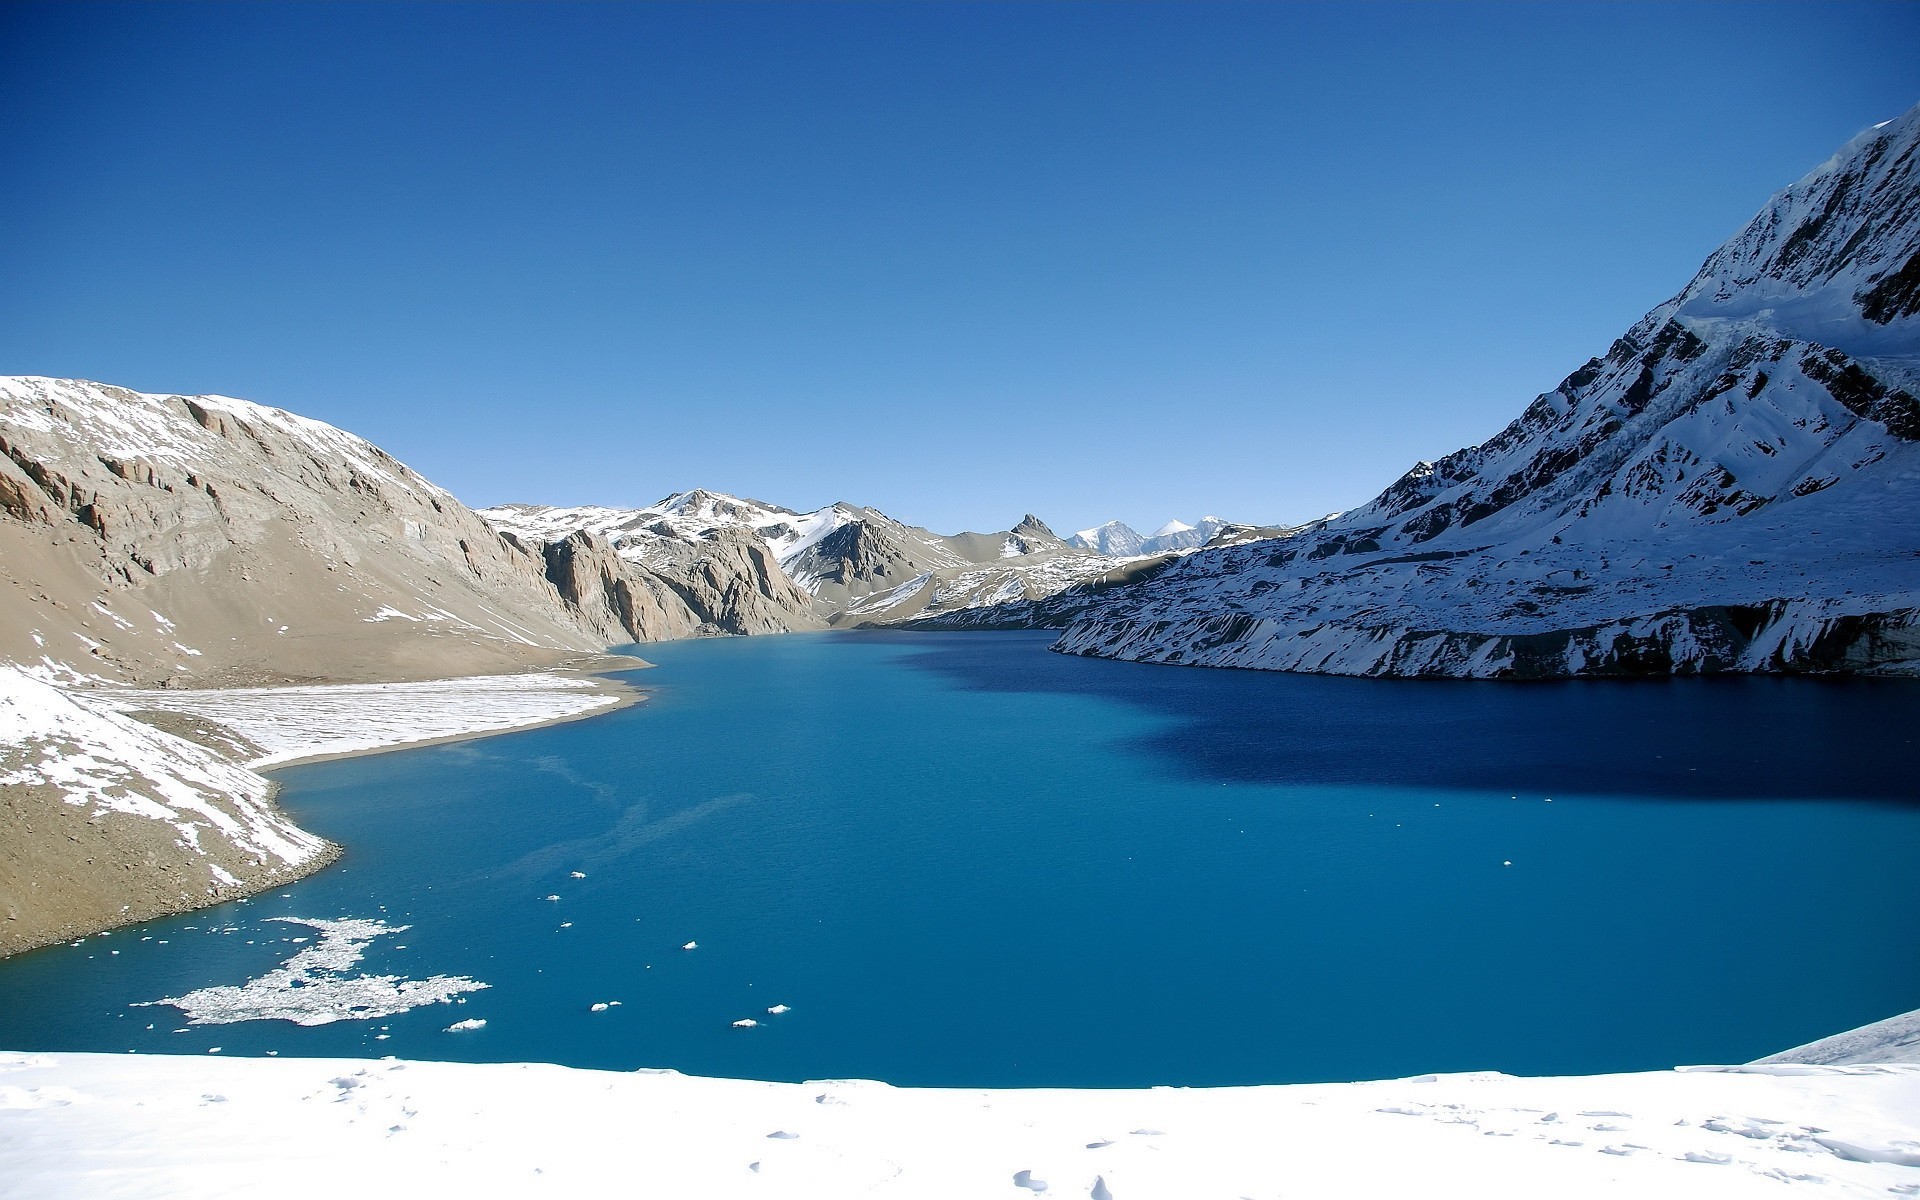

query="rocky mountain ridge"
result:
[1039,107,1920,679]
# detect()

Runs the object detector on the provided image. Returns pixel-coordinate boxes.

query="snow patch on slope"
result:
[0,666,323,868]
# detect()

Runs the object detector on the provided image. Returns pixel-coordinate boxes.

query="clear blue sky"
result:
[3,2,1916,535]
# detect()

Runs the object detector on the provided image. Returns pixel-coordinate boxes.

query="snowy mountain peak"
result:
[1663,105,1920,357]
[1067,516,1235,556]
[1067,520,1146,557]
[1050,105,1920,680]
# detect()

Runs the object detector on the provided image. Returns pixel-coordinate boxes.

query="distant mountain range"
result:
[481,494,1181,629]
[1067,517,1234,557]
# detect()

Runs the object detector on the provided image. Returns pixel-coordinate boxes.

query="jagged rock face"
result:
[790,510,963,599]
[527,523,825,643]
[1005,514,1069,556]
[538,531,704,644]
[1050,107,1920,680]
[0,378,606,686]
[638,525,823,637]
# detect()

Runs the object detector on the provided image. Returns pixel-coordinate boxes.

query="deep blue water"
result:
[4,630,1919,1087]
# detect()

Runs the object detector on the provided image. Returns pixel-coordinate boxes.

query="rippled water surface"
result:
[4,631,1918,1086]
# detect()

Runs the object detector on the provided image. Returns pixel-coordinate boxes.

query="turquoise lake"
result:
[4,630,1919,1087]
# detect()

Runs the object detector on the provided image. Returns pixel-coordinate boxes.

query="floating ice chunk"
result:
[682,941,697,951]
[766,1004,790,1015]
[545,895,560,902]
[138,918,487,1027]
[1503,860,1513,867]
[733,1019,759,1029]
[570,872,586,879]
[445,1019,486,1033]
[590,1003,609,1013]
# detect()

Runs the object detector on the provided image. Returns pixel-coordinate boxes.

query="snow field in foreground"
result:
[0,1052,1916,1199]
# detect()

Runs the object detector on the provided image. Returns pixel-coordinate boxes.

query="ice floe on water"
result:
[138,917,487,1027]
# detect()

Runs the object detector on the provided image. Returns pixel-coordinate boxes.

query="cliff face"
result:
[532,524,824,643]
[1048,108,1920,679]
[0,377,610,687]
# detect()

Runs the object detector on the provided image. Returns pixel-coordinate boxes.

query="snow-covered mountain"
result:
[1048,107,1920,679]
[1067,516,1235,556]
[1067,520,1147,556]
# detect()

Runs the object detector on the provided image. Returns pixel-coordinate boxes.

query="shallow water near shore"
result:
[3,630,1918,1087]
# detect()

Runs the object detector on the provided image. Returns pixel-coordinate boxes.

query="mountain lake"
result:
[3,630,1917,1087]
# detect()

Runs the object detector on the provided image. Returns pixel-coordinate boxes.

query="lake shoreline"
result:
[1,653,653,960]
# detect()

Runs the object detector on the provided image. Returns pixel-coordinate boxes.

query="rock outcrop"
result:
[1047,107,1920,679]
